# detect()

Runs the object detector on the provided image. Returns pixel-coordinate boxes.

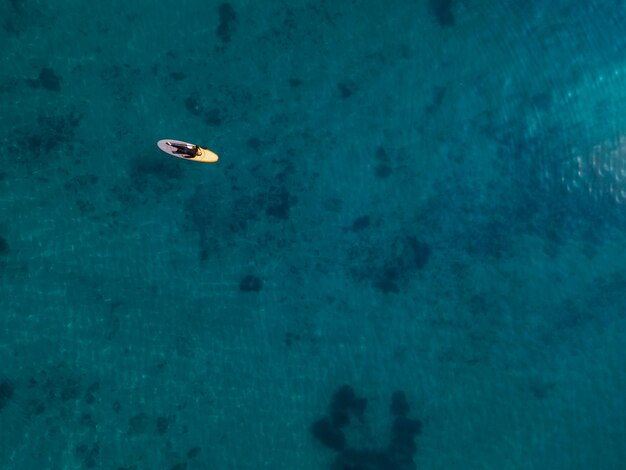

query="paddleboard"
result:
[157,139,219,163]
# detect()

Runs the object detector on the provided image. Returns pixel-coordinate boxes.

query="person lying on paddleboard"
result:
[169,142,200,158]
[157,139,219,163]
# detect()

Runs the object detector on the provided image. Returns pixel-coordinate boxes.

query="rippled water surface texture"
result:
[1,1,626,468]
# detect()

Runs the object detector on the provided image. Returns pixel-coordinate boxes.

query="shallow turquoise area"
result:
[1,1,626,468]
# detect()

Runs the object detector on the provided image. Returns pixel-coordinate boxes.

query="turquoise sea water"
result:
[1,1,626,468]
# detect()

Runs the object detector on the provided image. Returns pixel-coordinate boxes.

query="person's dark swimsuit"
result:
[170,143,199,158]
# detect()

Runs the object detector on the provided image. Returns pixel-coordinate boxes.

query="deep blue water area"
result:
[1,0,626,468]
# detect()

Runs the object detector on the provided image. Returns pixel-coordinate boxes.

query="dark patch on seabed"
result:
[0,236,10,256]
[240,274,263,292]
[27,67,62,92]
[216,3,237,44]
[429,0,455,27]
[312,385,422,469]
[182,150,302,261]
[348,233,432,294]
[7,107,82,165]
[0,380,14,411]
